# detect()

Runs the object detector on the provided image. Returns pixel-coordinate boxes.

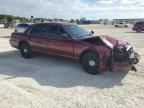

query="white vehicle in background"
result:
[15,23,32,33]
[114,22,129,28]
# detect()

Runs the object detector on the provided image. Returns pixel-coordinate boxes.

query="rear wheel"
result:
[19,42,33,59]
[136,29,141,32]
[81,52,100,75]
[125,25,128,28]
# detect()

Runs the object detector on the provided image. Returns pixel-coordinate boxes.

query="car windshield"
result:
[119,23,123,24]
[64,25,90,38]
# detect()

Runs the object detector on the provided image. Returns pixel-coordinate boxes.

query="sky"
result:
[0,0,144,19]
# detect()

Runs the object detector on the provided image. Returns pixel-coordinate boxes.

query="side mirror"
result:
[91,30,94,35]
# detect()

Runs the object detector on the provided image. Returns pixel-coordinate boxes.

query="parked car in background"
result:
[15,23,32,33]
[132,21,144,32]
[10,23,139,75]
[115,22,129,28]
[4,22,15,28]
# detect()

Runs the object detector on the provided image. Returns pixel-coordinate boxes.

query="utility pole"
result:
[31,16,34,23]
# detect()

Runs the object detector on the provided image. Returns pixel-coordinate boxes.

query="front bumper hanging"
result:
[113,44,140,72]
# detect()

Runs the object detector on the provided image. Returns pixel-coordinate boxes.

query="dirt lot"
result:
[0,25,144,108]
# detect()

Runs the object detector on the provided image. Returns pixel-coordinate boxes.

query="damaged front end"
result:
[80,35,140,72]
[112,43,140,72]
[98,35,140,72]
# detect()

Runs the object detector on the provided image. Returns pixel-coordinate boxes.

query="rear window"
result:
[29,24,48,36]
[48,25,66,34]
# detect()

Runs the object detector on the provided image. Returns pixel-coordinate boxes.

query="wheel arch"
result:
[18,41,29,49]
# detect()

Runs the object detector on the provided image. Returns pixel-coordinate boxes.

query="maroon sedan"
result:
[10,23,139,75]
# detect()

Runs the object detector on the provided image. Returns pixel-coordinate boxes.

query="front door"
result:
[46,24,74,58]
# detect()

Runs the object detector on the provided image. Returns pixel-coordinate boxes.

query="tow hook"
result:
[131,65,137,72]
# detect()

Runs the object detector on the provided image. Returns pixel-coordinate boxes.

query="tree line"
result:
[0,14,109,25]
[0,14,29,23]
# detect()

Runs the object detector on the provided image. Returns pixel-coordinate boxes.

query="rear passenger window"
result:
[48,25,67,39]
[30,24,48,36]
[48,25,66,34]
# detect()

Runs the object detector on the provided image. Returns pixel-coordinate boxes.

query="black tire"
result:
[136,29,141,32]
[19,42,33,59]
[81,52,100,75]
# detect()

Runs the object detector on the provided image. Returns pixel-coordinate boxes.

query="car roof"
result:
[17,23,29,25]
[33,22,76,26]
[135,21,144,24]
[16,23,33,27]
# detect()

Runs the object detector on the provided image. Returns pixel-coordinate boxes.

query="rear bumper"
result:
[132,27,144,31]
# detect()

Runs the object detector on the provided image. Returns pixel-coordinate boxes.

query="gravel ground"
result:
[0,24,144,108]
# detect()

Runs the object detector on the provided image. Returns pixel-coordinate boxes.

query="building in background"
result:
[113,18,144,25]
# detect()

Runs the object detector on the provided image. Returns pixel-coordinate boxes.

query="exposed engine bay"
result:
[113,44,140,72]
[113,44,139,64]
[81,36,140,72]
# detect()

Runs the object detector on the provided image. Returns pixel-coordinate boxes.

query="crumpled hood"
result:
[99,35,127,46]
[99,35,128,49]
[78,35,128,49]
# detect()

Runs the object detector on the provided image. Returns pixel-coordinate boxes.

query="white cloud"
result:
[0,0,144,19]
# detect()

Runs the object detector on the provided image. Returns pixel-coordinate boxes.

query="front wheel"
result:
[19,42,33,59]
[81,52,100,75]
[136,29,141,32]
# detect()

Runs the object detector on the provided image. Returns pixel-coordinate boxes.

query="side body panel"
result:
[73,39,112,71]
[27,24,74,58]
[45,38,74,58]
[10,33,28,48]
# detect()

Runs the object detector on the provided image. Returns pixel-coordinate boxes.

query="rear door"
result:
[28,24,50,52]
[47,24,74,58]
